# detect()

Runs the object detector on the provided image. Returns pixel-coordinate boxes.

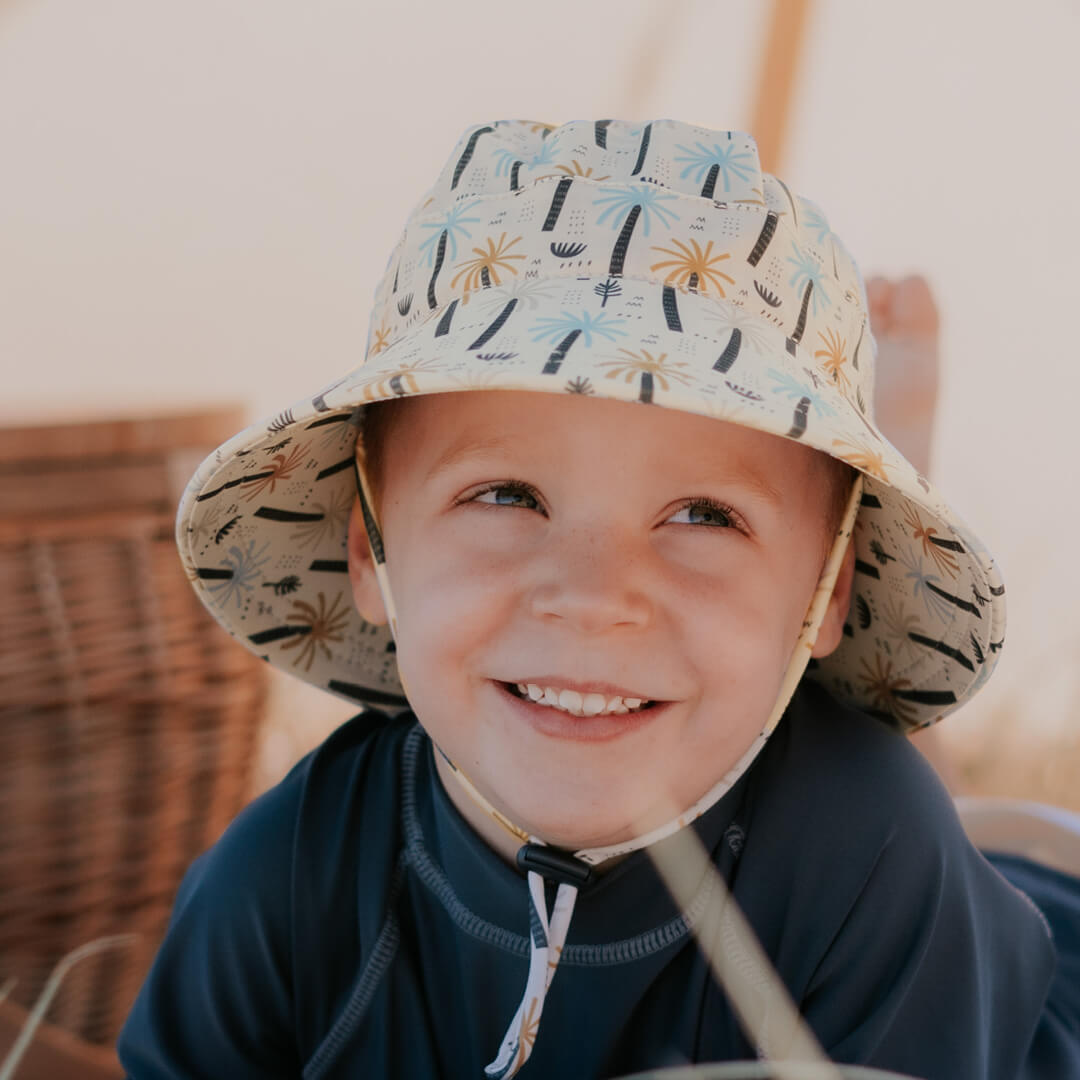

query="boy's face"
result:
[348,390,852,851]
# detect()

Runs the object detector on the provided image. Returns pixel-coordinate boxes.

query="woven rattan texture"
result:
[0,416,268,1051]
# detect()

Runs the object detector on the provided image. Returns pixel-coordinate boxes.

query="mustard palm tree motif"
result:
[599,348,694,404]
[281,591,350,672]
[369,321,392,356]
[358,356,441,402]
[900,501,960,579]
[831,436,891,482]
[814,328,851,392]
[240,442,312,502]
[450,233,526,294]
[513,998,542,1069]
[290,488,353,550]
[858,654,917,725]
[554,160,611,180]
[650,238,735,295]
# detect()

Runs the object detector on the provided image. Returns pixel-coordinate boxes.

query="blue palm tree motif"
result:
[896,547,951,624]
[801,204,835,247]
[418,202,482,310]
[530,309,626,374]
[417,203,481,266]
[785,241,830,316]
[209,540,271,611]
[766,368,837,417]
[593,184,680,277]
[674,141,756,198]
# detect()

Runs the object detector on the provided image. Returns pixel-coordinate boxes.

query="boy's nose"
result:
[528,531,653,633]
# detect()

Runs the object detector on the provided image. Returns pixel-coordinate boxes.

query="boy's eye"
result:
[666,500,736,528]
[472,483,542,511]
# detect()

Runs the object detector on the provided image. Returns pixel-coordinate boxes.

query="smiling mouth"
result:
[503,681,657,718]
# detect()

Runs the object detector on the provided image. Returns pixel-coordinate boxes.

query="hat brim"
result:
[177,275,1004,729]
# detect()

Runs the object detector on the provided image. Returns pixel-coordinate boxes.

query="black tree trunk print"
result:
[541,330,582,374]
[434,298,459,337]
[713,328,742,373]
[701,163,720,200]
[791,280,813,344]
[451,126,494,189]
[480,266,492,288]
[686,272,700,291]
[609,204,642,276]
[594,120,611,148]
[631,122,652,176]
[510,161,523,191]
[785,396,810,439]
[907,633,975,673]
[662,285,682,332]
[542,177,573,232]
[924,582,982,617]
[428,231,448,310]
[469,298,519,350]
[747,211,778,267]
[638,371,655,403]
[392,261,399,293]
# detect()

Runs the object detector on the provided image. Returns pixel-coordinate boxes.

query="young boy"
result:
[118,120,1079,1078]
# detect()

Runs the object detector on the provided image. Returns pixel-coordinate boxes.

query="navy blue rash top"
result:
[117,682,1080,1079]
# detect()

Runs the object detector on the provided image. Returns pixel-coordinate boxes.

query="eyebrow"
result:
[424,434,521,482]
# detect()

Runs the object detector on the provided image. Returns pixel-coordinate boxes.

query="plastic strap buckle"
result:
[516,843,593,888]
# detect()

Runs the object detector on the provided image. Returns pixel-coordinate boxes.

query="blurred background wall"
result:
[2,0,1077,798]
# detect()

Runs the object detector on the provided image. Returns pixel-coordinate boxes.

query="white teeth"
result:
[558,688,583,712]
[514,683,651,716]
[582,693,606,716]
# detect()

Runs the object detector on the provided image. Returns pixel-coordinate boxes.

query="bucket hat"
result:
[178,117,1004,736]
[176,118,1006,1077]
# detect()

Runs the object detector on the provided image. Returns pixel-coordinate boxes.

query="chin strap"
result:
[354,443,862,1078]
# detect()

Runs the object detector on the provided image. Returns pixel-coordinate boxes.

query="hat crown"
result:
[366,119,875,418]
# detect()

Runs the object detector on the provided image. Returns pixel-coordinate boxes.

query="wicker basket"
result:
[0,410,269,1059]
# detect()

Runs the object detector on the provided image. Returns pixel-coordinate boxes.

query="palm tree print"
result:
[451,233,526,294]
[858,654,917,725]
[593,184,680,277]
[289,488,352,550]
[593,279,622,306]
[879,593,925,657]
[786,242,830,315]
[280,591,350,671]
[369,321,392,356]
[358,356,441,402]
[900,502,961,578]
[814,328,851,392]
[241,441,312,502]
[208,540,271,610]
[649,238,735,295]
[767,368,837,417]
[703,301,774,353]
[418,203,482,310]
[673,140,756,198]
[831,435,891,481]
[530,310,626,374]
[554,159,611,180]
[802,203,835,247]
[895,546,953,624]
[599,348,694,403]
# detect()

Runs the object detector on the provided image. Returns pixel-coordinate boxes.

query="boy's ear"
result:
[346,497,389,626]
[810,537,856,659]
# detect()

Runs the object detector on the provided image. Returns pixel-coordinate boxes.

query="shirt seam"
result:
[399,725,719,967]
